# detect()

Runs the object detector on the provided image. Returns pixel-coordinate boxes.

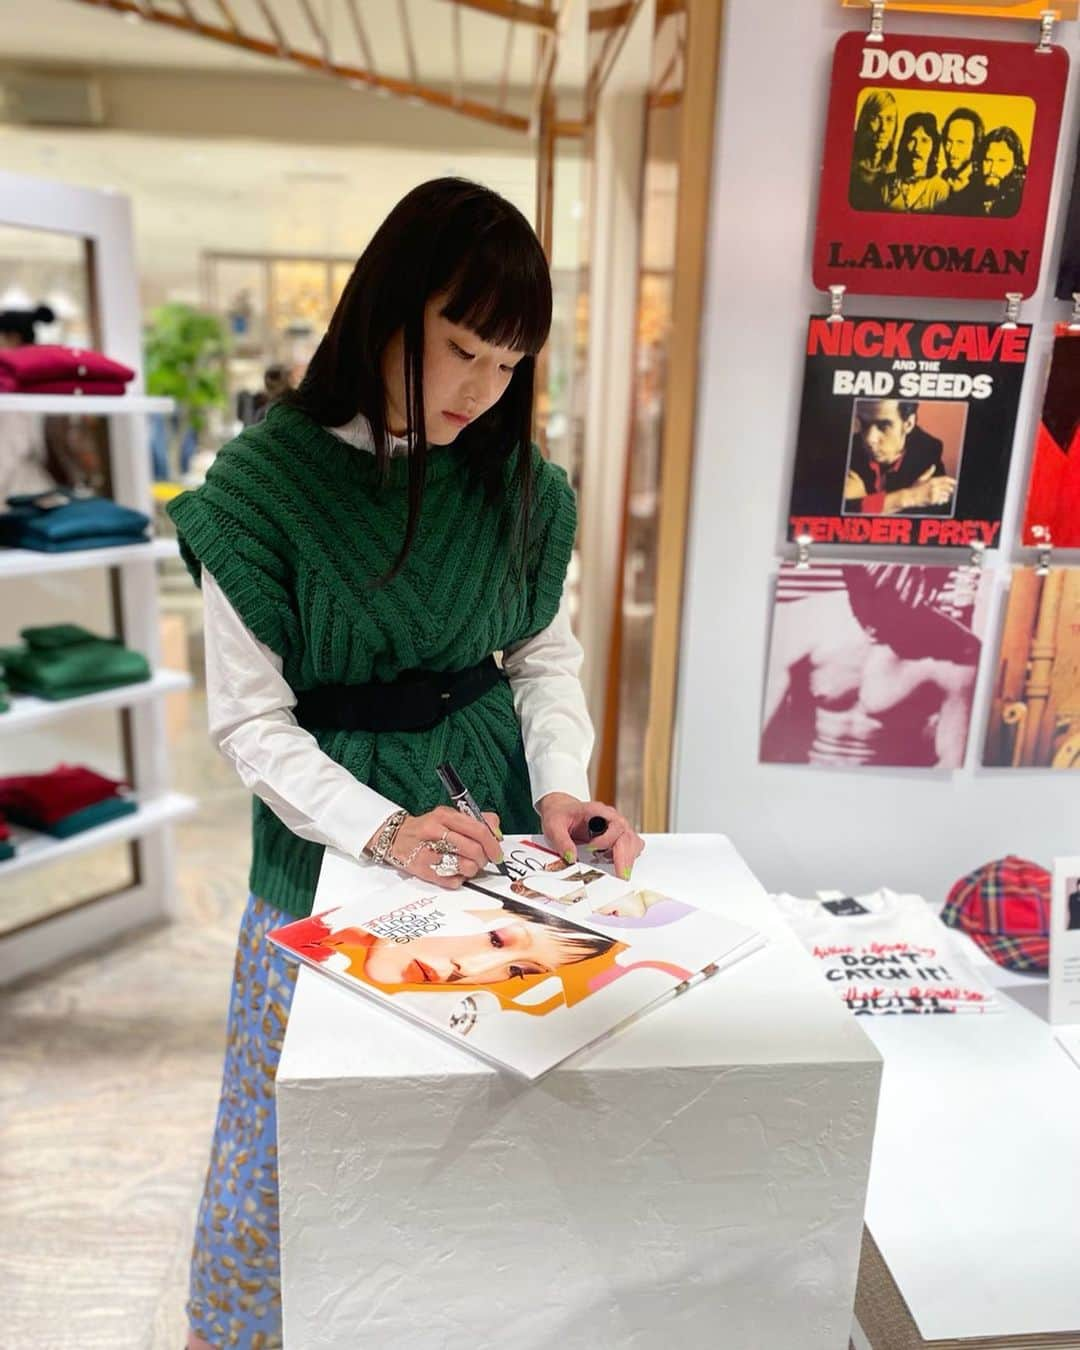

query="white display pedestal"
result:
[277,835,881,1350]
[856,936,1080,1347]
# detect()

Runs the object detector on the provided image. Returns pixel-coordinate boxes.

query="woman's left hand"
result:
[536,793,645,881]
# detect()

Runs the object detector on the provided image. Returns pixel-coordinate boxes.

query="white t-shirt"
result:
[772,888,998,1015]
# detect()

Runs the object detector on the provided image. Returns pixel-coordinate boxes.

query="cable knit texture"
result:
[167,402,577,918]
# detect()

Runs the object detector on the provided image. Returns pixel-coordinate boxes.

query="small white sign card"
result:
[1050,855,1080,1028]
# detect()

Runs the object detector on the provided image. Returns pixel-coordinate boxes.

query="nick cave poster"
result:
[812,31,1068,299]
[787,316,1030,548]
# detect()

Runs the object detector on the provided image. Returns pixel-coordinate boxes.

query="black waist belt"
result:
[294,656,506,734]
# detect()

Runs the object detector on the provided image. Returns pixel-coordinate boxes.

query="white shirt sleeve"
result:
[200,566,400,863]
[503,595,594,807]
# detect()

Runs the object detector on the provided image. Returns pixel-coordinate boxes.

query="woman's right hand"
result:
[366,806,504,889]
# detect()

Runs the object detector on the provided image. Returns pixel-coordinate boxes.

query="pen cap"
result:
[587,816,608,837]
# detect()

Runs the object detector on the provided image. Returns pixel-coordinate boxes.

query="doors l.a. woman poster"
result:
[813,30,1068,298]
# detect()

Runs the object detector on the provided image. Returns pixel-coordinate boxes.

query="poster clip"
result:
[795,533,813,571]
[1002,292,1023,328]
[1037,10,1056,53]
[968,539,986,572]
[867,1,886,43]
[1036,544,1053,576]
[827,284,846,324]
[1070,292,1080,330]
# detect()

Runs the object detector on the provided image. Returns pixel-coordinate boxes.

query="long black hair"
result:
[0,303,55,345]
[285,177,552,580]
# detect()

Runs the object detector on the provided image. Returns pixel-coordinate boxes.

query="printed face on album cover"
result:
[761,562,984,770]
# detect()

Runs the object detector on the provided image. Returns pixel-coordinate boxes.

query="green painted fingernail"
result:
[495,827,504,840]
[621,867,632,881]
[564,849,575,864]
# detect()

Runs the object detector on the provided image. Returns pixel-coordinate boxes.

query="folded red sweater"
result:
[0,345,135,388]
[0,764,128,826]
[0,376,129,396]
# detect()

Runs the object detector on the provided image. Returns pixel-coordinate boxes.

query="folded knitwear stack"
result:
[0,765,135,839]
[0,624,150,700]
[0,810,13,861]
[0,656,8,713]
[0,344,136,397]
[0,489,151,552]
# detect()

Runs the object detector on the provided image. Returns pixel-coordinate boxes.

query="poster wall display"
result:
[983,568,1080,769]
[787,315,1029,547]
[1055,132,1080,299]
[761,562,986,769]
[1021,326,1080,547]
[1050,856,1080,1026]
[842,1,1078,17]
[812,32,1068,298]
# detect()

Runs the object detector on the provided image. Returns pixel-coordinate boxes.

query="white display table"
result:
[276,835,881,1349]
[856,938,1080,1347]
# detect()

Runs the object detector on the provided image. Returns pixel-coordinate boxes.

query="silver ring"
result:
[427,837,456,856]
[432,853,460,878]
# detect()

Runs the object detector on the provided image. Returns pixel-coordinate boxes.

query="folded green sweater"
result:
[1,624,150,700]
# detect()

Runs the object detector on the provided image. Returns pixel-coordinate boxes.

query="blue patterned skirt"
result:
[188,894,298,1348]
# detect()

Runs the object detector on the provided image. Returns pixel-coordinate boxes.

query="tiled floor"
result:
[0,684,251,1349]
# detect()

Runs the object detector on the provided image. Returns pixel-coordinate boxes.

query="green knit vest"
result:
[167,403,577,919]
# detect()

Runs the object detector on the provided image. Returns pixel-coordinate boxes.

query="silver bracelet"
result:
[365,808,408,864]
[390,841,430,872]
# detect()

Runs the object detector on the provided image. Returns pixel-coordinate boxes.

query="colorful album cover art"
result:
[761,562,986,769]
[1021,327,1080,548]
[1055,131,1080,300]
[813,32,1068,298]
[983,567,1080,769]
[787,315,1029,547]
[271,841,763,1079]
[842,1,1079,19]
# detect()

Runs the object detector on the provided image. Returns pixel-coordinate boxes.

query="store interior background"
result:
[2,0,1078,1343]
[1,2,700,1341]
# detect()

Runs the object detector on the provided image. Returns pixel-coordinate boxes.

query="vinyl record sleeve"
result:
[787,315,1029,548]
[270,838,765,1080]
[813,31,1068,298]
[1020,326,1080,548]
[761,561,986,769]
[1054,131,1080,300]
[841,1,1078,17]
[982,567,1080,769]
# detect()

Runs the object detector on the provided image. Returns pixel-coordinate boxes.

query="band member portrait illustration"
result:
[850,89,900,209]
[939,107,985,205]
[761,564,982,770]
[881,112,951,213]
[848,89,1031,218]
[844,398,958,517]
[951,125,1027,217]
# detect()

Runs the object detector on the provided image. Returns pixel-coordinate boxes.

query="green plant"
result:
[144,302,228,437]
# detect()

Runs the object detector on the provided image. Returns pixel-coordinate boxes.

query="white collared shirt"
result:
[201,411,593,861]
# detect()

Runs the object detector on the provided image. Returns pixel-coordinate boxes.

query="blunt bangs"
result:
[438,221,552,357]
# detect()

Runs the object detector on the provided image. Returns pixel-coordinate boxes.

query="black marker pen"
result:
[435,760,512,879]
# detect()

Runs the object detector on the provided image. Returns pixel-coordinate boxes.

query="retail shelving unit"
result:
[0,170,196,985]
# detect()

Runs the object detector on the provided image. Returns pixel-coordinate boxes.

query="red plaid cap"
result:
[942,855,1050,974]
